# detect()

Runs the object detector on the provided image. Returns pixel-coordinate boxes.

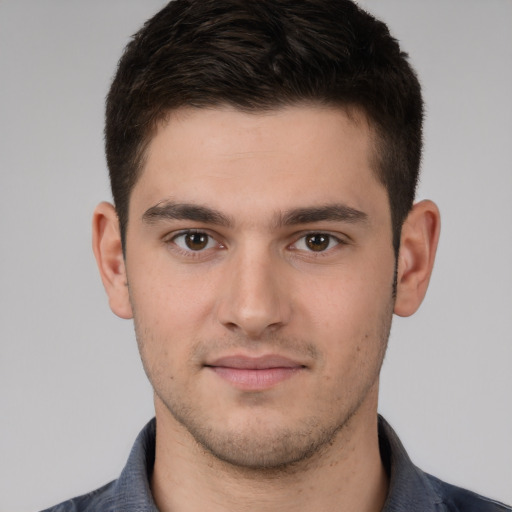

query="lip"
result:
[205,354,305,391]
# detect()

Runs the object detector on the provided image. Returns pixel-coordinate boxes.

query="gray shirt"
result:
[41,417,511,511]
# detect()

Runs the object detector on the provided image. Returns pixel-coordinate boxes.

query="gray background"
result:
[0,1,511,510]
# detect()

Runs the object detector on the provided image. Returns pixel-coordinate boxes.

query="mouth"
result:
[204,354,306,391]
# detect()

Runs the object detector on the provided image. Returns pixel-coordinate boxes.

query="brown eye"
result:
[173,231,216,252]
[185,232,209,250]
[305,233,331,252]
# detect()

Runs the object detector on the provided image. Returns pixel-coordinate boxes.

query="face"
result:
[123,105,396,469]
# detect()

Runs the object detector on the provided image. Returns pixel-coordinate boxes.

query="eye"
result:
[293,233,341,252]
[172,231,218,251]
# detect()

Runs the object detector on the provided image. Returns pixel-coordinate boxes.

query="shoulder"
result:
[39,480,116,512]
[426,474,512,512]
[39,419,158,512]
[378,416,510,512]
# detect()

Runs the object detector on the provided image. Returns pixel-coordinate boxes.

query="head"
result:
[95,0,439,473]
[105,0,423,255]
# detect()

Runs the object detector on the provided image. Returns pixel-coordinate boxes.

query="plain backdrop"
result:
[0,1,511,511]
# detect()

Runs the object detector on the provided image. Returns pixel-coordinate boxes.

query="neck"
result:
[151,391,388,512]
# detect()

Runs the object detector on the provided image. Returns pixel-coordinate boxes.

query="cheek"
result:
[304,267,391,325]
[131,284,200,390]
[128,250,216,323]
[128,277,199,375]
[299,263,394,361]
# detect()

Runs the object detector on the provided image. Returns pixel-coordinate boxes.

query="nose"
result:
[216,245,291,339]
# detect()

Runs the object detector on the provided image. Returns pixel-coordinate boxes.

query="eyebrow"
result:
[277,204,368,227]
[142,201,234,227]
[143,200,368,229]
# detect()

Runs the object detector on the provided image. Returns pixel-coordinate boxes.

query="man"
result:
[41,1,511,511]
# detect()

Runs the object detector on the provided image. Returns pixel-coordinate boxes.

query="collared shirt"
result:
[41,417,511,512]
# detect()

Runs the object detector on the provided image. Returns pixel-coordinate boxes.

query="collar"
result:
[379,415,443,511]
[113,418,159,511]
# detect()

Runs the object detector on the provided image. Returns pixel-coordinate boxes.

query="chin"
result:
[173,408,346,471]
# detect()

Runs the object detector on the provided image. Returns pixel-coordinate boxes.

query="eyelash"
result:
[290,232,344,254]
[165,230,347,257]
[168,230,223,256]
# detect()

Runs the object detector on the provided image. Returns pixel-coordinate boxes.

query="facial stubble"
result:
[133,301,393,474]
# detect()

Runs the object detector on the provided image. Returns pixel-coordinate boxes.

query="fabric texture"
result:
[40,416,511,512]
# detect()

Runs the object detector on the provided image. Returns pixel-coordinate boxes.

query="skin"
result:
[93,105,440,512]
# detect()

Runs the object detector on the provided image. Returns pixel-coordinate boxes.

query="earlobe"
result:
[394,200,441,317]
[92,202,133,319]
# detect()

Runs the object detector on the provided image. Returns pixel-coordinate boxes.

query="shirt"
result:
[41,416,511,511]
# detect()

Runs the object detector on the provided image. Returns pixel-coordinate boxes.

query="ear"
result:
[92,202,133,319]
[394,199,441,317]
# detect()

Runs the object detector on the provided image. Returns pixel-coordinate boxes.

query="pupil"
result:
[185,233,208,250]
[306,234,329,251]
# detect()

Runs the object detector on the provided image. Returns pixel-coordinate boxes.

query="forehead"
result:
[132,105,387,222]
